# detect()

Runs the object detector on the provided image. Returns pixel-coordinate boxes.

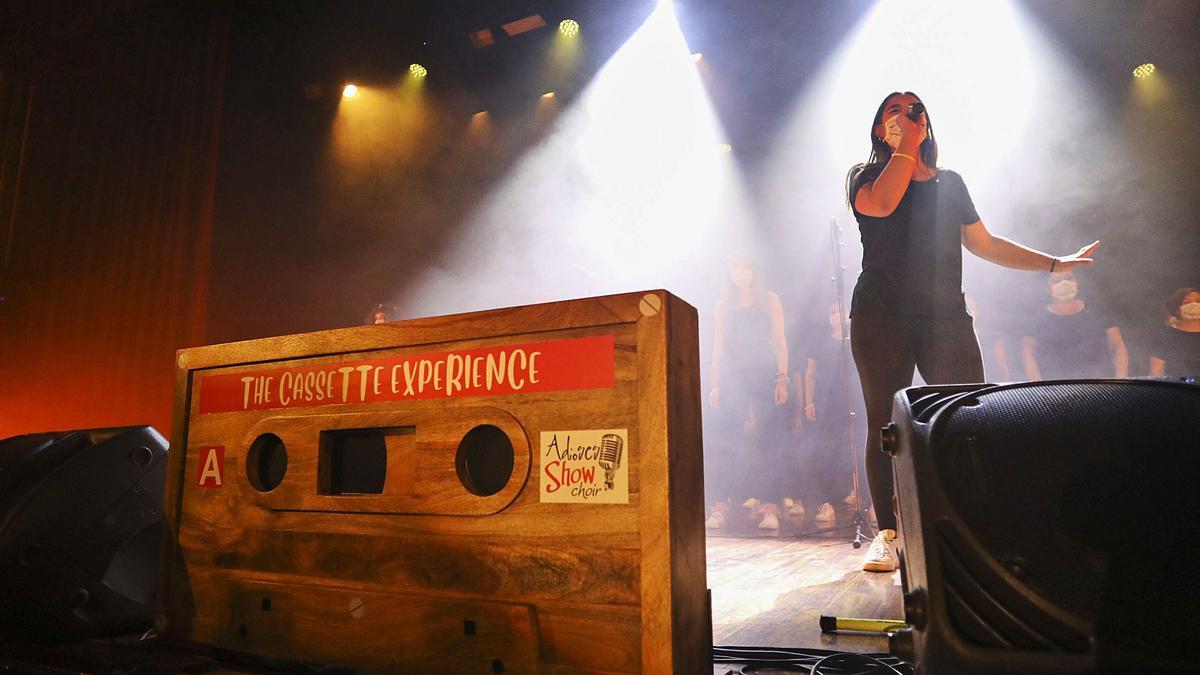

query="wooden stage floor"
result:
[0,528,905,674]
[706,521,902,656]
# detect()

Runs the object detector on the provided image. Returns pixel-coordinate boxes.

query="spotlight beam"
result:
[401,0,754,318]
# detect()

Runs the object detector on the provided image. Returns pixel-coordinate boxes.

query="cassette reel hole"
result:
[247,433,288,492]
[455,425,514,497]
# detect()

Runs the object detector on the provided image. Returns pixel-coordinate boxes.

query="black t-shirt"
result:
[850,167,981,318]
[1149,326,1200,376]
[719,301,776,397]
[1021,302,1117,379]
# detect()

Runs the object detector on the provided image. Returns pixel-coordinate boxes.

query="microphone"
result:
[598,434,624,490]
[907,102,925,122]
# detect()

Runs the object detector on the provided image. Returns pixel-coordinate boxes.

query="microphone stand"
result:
[829,217,873,549]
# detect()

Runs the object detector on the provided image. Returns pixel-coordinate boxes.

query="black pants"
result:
[798,409,860,508]
[850,310,985,531]
[705,379,790,505]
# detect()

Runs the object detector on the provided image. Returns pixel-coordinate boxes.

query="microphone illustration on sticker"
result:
[599,433,624,490]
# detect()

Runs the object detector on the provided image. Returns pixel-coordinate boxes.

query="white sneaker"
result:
[815,502,836,522]
[758,510,780,530]
[782,497,805,517]
[742,497,761,509]
[862,529,898,572]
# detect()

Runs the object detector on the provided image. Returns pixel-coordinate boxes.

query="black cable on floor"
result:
[713,645,913,674]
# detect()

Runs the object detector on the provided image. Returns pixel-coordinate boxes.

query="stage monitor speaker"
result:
[160,290,707,674]
[885,378,1199,674]
[0,425,169,643]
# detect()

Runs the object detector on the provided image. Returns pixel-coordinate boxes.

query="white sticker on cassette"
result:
[539,429,629,504]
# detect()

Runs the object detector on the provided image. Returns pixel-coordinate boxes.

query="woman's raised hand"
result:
[1053,240,1101,272]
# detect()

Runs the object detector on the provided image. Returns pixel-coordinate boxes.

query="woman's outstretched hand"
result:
[1053,240,1100,272]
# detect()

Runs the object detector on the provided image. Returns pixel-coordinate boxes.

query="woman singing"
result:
[846,92,1099,572]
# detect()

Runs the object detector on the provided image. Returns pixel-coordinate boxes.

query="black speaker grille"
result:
[930,381,1198,626]
[937,521,1090,652]
[0,426,168,643]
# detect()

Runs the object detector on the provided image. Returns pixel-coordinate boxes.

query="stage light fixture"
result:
[1133,63,1156,78]
[718,143,732,153]
[409,63,428,78]
[501,15,547,37]
[469,28,495,48]
[342,84,358,99]
[559,19,580,37]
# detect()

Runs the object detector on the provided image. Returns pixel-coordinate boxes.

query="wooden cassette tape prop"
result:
[160,291,708,674]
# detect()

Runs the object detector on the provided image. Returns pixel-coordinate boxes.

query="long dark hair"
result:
[1164,287,1199,321]
[844,91,939,208]
[718,255,770,308]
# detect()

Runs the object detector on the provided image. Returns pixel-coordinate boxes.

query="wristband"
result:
[890,152,916,162]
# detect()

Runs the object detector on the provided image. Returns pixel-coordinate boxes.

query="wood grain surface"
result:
[160,291,707,674]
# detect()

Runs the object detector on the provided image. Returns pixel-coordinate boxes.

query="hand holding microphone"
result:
[883,100,928,152]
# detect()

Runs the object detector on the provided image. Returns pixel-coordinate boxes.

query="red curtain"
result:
[0,4,228,439]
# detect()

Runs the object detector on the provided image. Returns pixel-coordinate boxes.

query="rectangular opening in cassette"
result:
[318,426,413,495]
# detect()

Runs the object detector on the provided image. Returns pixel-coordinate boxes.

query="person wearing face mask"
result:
[1018,271,1128,381]
[370,304,389,325]
[1148,287,1200,377]
[706,255,790,532]
[845,91,1100,572]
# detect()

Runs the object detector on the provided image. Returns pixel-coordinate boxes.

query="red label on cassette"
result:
[198,335,615,415]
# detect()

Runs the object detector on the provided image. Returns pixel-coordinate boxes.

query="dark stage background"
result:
[0,2,227,437]
[1,0,1197,439]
